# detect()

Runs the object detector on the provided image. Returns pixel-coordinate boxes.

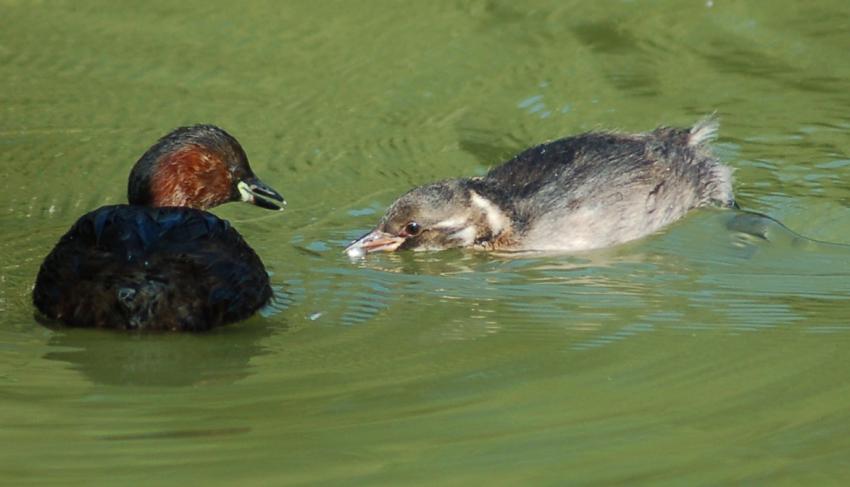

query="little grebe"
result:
[33,125,285,331]
[346,117,734,256]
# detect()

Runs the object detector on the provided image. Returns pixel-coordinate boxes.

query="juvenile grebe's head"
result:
[127,125,285,211]
[345,180,511,256]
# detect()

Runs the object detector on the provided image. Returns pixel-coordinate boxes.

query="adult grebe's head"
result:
[127,125,285,211]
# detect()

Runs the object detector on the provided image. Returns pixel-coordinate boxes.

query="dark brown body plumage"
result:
[33,206,272,331]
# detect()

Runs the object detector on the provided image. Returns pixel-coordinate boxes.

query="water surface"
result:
[3,1,850,485]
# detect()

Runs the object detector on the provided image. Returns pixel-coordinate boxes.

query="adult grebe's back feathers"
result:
[34,205,272,331]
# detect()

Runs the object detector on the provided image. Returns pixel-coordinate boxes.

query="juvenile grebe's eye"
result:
[403,222,422,237]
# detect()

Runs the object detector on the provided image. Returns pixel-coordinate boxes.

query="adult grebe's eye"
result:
[403,222,422,237]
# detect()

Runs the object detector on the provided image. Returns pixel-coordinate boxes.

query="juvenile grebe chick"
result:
[346,117,734,256]
[33,125,285,331]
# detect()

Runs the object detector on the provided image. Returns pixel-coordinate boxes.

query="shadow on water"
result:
[727,208,850,250]
[41,313,285,388]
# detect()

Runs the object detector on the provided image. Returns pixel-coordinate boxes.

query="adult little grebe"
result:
[346,117,734,256]
[33,125,285,331]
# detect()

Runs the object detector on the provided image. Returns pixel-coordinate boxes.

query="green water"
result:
[3,1,850,485]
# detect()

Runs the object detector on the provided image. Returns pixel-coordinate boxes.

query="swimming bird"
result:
[33,125,285,331]
[345,117,734,256]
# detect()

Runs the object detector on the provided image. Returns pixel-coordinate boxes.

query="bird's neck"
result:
[462,179,519,249]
